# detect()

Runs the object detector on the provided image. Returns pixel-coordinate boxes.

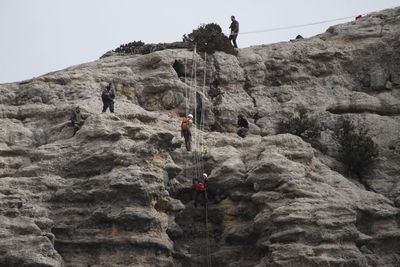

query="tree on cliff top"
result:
[183,23,237,55]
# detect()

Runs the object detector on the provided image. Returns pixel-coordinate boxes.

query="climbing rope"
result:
[205,202,212,267]
[233,11,379,37]
[193,44,198,151]
[184,57,188,116]
[200,53,207,154]
[237,15,356,35]
[183,46,212,266]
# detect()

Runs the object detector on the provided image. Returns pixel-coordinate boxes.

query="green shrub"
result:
[334,119,379,178]
[115,41,146,54]
[278,107,324,151]
[183,23,237,55]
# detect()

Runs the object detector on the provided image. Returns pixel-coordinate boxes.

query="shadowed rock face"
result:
[1,7,400,267]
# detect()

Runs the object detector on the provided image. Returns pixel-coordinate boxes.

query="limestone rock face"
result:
[0,7,400,267]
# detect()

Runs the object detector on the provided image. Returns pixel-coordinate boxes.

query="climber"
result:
[70,106,86,136]
[229,15,239,48]
[200,142,207,155]
[208,73,224,104]
[181,114,193,151]
[237,114,249,138]
[101,82,115,113]
[193,173,209,207]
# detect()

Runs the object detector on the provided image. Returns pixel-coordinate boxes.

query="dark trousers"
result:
[102,100,114,113]
[229,34,238,48]
[194,190,208,207]
[182,130,192,151]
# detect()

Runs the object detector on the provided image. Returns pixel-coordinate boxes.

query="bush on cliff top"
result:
[183,23,237,55]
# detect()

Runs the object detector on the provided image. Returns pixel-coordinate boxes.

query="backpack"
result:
[196,182,205,191]
[181,118,188,131]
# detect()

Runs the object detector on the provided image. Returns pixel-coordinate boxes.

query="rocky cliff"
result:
[0,7,399,267]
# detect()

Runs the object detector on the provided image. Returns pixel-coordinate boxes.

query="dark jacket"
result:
[230,20,239,34]
[102,85,115,102]
[238,117,249,128]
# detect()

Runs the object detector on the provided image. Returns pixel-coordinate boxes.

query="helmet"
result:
[203,173,208,178]
[188,114,193,118]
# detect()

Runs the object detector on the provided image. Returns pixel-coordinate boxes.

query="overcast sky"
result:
[1,0,399,83]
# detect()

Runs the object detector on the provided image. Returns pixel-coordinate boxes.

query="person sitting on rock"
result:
[181,114,193,151]
[193,173,209,207]
[101,82,116,113]
[70,106,86,136]
[237,114,249,138]
[208,73,224,104]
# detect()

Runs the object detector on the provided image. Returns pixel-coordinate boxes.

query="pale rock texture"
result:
[0,7,399,267]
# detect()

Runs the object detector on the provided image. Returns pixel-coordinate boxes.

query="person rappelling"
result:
[208,72,225,104]
[193,173,209,207]
[181,114,193,151]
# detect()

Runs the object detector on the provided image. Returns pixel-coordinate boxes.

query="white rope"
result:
[188,48,196,116]
[205,202,212,267]
[184,57,188,116]
[193,44,198,151]
[201,53,207,148]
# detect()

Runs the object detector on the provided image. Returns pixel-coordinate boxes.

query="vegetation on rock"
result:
[183,23,237,55]
[277,107,325,151]
[334,119,379,178]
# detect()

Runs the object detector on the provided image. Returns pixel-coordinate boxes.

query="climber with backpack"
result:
[181,114,193,151]
[101,82,116,113]
[193,173,209,207]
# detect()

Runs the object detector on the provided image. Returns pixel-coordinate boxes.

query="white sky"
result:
[1,0,399,83]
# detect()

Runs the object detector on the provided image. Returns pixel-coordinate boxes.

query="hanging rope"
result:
[200,53,207,154]
[205,202,212,267]
[184,57,188,116]
[193,44,198,151]
[184,46,212,267]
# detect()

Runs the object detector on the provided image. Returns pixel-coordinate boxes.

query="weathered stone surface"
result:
[0,6,400,267]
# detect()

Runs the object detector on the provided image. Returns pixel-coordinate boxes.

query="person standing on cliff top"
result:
[229,15,239,48]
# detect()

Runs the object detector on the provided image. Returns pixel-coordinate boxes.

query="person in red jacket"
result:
[193,173,209,207]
